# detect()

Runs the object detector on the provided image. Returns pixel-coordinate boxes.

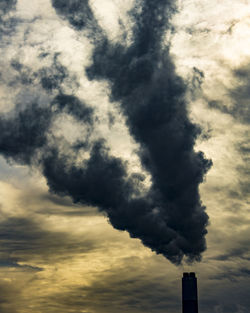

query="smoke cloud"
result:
[0,0,212,264]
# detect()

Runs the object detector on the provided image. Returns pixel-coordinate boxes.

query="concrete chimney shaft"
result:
[182,272,198,313]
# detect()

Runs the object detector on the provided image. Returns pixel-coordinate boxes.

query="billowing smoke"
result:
[51,0,96,30]
[0,0,212,264]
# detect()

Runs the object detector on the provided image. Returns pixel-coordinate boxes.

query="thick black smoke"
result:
[0,93,93,164]
[52,94,93,124]
[0,0,212,264]
[51,0,102,39]
[51,0,93,30]
[0,103,52,164]
[49,0,212,263]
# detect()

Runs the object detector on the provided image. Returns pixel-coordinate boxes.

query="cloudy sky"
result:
[0,0,249,312]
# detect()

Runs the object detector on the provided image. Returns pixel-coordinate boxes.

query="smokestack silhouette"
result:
[182,272,198,313]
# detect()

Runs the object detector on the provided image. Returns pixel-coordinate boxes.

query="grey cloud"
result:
[0,280,20,313]
[47,262,180,313]
[224,19,240,35]
[0,0,16,13]
[0,0,18,38]
[212,238,250,263]
[209,63,250,124]
[38,192,101,216]
[208,98,250,125]
[200,302,248,313]
[198,273,250,313]
[10,60,37,86]
[191,67,205,91]
[38,207,100,217]
[208,64,250,207]
[236,135,250,198]
[209,267,250,282]
[40,192,82,208]
[0,217,99,264]
[0,259,43,271]
[186,27,210,35]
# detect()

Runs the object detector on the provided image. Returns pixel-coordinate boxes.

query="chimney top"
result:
[183,272,196,278]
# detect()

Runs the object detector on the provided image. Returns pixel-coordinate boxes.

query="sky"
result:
[0,0,249,312]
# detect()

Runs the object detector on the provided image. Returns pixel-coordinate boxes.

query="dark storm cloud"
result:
[0,0,211,264]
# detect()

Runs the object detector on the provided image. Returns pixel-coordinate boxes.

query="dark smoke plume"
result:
[50,0,212,263]
[51,0,102,38]
[0,0,212,264]
[84,0,211,261]
[0,103,52,164]
[51,0,94,30]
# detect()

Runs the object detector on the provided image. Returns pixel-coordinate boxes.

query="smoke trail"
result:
[0,0,212,264]
[50,0,212,263]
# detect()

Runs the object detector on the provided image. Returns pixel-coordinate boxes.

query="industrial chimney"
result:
[182,272,198,313]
